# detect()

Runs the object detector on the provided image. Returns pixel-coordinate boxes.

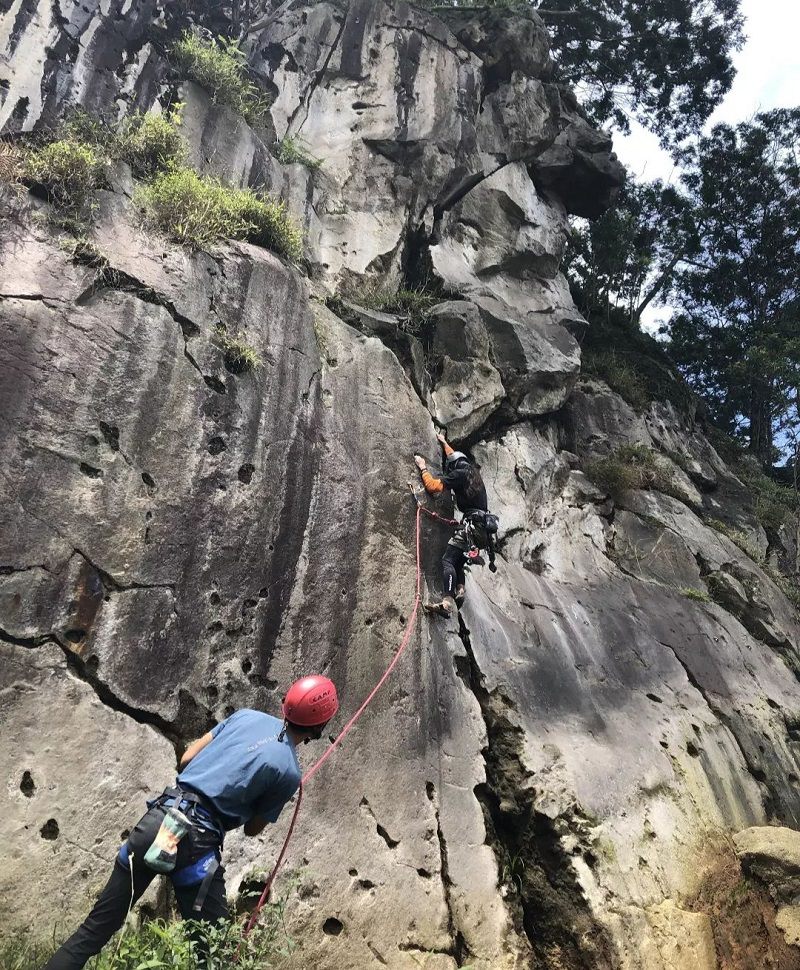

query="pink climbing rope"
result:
[242,495,439,940]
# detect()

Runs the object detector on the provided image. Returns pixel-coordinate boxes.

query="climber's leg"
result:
[426,542,466,616]
[454,556,467,604]
[43,806,165,970]
[43,858,155,970]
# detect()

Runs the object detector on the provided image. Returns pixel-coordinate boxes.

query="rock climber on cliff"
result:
[414,432,499,617]
[43,675,339,970]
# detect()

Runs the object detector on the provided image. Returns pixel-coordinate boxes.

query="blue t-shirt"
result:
[177,710,301,831]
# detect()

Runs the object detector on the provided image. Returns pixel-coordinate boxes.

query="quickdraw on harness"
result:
[461,509,499,571]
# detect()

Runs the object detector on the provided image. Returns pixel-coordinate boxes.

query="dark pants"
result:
[442,539,467,598]
[43,803,228,970]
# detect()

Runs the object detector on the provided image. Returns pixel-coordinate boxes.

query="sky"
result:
[611,0,800,332]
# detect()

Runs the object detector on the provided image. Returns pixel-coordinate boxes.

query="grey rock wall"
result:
[2,2,799,969]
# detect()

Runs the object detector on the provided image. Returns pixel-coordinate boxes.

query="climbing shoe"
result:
[425,596,457,617]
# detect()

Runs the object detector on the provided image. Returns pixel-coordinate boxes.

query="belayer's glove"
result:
[489,562,497,573]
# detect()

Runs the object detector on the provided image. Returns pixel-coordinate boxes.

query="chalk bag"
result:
[143,807,192,874]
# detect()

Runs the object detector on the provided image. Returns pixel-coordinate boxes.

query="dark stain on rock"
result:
[339,0,371,80]
[98,421,120,451]
[65,559,105,654]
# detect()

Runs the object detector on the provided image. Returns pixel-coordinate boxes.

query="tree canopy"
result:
[667,109,800,467]
[565,179,690,328]
[419,0,744,145]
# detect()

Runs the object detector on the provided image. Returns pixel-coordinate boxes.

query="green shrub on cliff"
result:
[172,31,270,125]
[581,350,650,411]
[116,107,187,178]
[586,444,680,501]
[23,139,103,211]
[274,137,322,171]
[136,167,302,259]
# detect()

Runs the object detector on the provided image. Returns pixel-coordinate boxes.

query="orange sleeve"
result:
[442,442,455,457]
[421,469,445,495]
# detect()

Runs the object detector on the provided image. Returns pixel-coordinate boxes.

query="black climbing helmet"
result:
[445,450,469,470]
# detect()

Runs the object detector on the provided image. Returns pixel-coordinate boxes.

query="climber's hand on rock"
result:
[414,455,427,470]
[435,432,447,446]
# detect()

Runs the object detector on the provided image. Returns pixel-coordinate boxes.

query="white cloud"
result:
[709,0,800,126]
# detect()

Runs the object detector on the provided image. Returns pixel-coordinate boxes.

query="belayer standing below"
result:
[414,432,499,617]
[43,675,339,970]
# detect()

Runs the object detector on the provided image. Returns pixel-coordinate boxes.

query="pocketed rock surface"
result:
[2,2,799,968]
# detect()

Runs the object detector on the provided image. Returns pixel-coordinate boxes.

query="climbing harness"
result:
[241,492,434,942]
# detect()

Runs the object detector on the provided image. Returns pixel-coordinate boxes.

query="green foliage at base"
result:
[214,326,262,372]
[172,31,270,125]
[0,141,25,187]
[0,913,293,970]
[274,137,323,170]
[585,444,680,501]
[136,167,302,259]
[23,139,103,211]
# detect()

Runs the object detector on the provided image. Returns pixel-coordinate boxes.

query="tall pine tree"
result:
[667,109,800,467]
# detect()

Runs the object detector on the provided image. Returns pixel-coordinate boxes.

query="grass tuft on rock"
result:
[582,349,650,411]
[136,167,302,259]
[274,136,322,170]
[172,31,270,125]
[585,444,680,501]
[214,326,262,372]
[336,282,440,334]
[679,586,711,603]
[22,139,103,211]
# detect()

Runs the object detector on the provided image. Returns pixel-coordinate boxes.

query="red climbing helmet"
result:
[282,675,339,727]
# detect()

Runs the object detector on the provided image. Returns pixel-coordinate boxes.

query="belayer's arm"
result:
[179,731,214,769]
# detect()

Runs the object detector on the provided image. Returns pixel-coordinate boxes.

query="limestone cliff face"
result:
[2,3,799,969]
